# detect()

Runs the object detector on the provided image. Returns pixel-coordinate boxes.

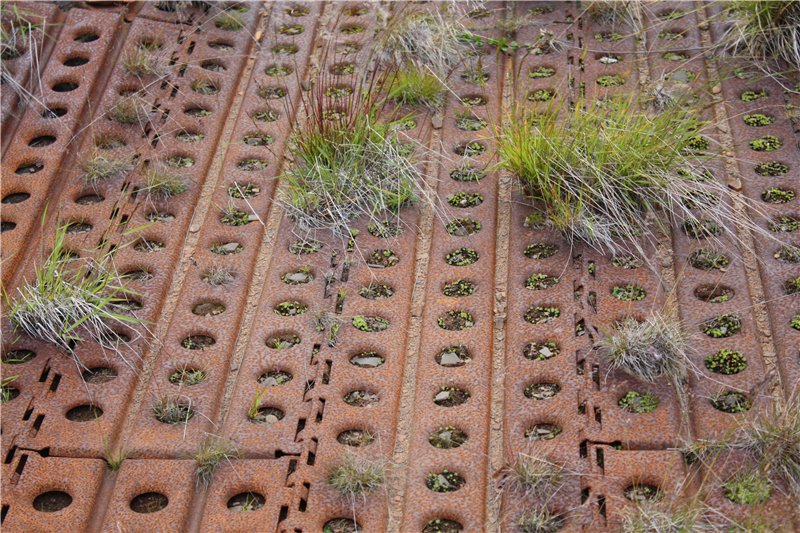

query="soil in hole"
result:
[429,426,468,449]
[436,345,471,367]
[130,492,168,513]
[337,429,374,447]
[434,386,470,407]
[66,404,103,421]
[82,367,117,383]
[227,492,265,512]
[350,352,385,368]
[323,518,361,533]
[343,390,379,407]
[33,491,72,512]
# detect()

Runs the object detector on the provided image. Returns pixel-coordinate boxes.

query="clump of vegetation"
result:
[143,168,188,199]
[109,96,149,125]
[82,151,136,183]
[711,391,751,413]
[705,349,747,375]
[621,500,714,533]
[377,7,468,79]
[618,391,659,413]
[280,64,425,237]
[595,315,690,382]
[517,508,564,533]
[723,471,771,504]
[153,396,193,424]
[701,314,742,338]
[721,1,800,82]
[327,453,386,501]
[194,436,240,487]
[202,265,234,286]
[730,392,800,495]
[496,452,565,499]
[388,68,443,109]
[123,40,167,77]
[214,10,243,31]
[6,226,143,362]
[497,96,747,254]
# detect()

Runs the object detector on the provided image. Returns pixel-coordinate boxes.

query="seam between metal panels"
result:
[386,121,442,533]
[485,4,513,529]
[694,1,782,398]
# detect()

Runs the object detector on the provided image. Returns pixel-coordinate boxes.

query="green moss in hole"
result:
[228,182,259,199]
[442,279,475,297]
[750,135,782,151]
[683,218,722,239]
[525,273,559,290]
[723,472,771,504]
[447,191,483,208]
[741,89,767,101]
[596,75,625,87]
[683,135,710,154]
[460,95,487,107]
[611,284,646,301]
[331,63,355,75]
[659,30,684,40]
[618,391,659,413]
[762,187,795,203]
[366,249,399,268]
[351,315,390,332]
[775,245,800,263]
[529,66,556,79]
[446,247,479,266]
[446,217,481,236]
[528,89,555,102]
[689,248,729,270]
[769,216,799,232]
[279,24,303,35]
[437,310,475,330]
[455,113,487,131]
[524,306,560,324]
[701,314,742,338]
[450,165,486,182]
[790,315,800,331]
[455,141,486,157]
[274,301,307,316]
[705,349,747,375]
[663,51,689,61]
[611,255,642,269]
[743,113,774,127]
[755,161,789,176]
[784,276,800,295]
[524,243,558,259]
[595,32,623,41]
[711,390,751,413]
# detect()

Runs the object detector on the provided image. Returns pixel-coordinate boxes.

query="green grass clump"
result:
[497,97,732,253]
[704,349,747,374]
[194,436,240,487]
[123,41,167,77]
[6,226,143,359]
[595,315,690,382]
[280,76,423,237]
[723,471,771,504]
[618,391,659,413]
[143,168,187,199]
[82,151,135,183]
[721,1,800,76]
[327,453,386,498]
[214,11,243,31]
[497,452,564,499]
[387,68,443,109]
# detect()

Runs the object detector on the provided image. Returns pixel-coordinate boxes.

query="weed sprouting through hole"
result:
[496,452,565,499]
[6,225,144,366]
[327,452,387,502]
[82,151,136,184]
[497,96,783,256]
[194,436,241,487]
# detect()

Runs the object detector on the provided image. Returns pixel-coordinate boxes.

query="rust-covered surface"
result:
[1,1,798,532]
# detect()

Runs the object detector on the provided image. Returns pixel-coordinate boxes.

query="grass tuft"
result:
[194,436,241,487]
[595,315,690,383]
[123,41,168,77]
[82,151,136,183]
[327,453,387,500]
[143,168,188,199]
[388,68,444,110]
[6,226,143,363]
[496,452,565,499]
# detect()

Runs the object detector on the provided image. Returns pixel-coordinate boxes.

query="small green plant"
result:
[81,151,135,183]
[447,192,483,208]
[749,135,782,151]
[214,11,243,31]
[755,161,789,176]
[701,314,742,338]
[455,113,487,131]
[621,500,711,533]
[496,452,564,498]
[123,40,167,77]
[1,376,18,403]
[194,436,241,487]
[528,88,555,102]
[523,341,559,361]
[327,453,386,500]
[776,244,800,263]
[769,215,799,232]
[153,396,194,424]
[611,284,646,301]
[689,248,730,270]
[618,391,659,413]
[387,67,443,109]
[596,315,690,382]
[596,74,625,87]
[517,508,564,533]
[6,226,143,359]
[741,89,768,101]
[761,187,795,203]
[202,265,234,286]
[445,247,478,266]
[525,273,559,290]
[143,168,187,199]
[785,276,800,295]
[743,113,775,126]
[426,470,464,493]
[274,301,307,316]
[524,306,560,324]
[723,471,771,504]
[169,366,208,385]
[529,66,556,79]
[220,203,255,226]
[711,391,751,413]
[352,315,389,332]
[705,349,747,375]
[791,315,800,331]
[442,279,475,297]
